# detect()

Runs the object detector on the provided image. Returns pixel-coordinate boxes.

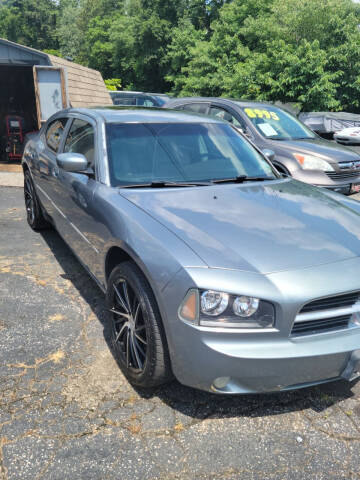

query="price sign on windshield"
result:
[244,108,280,121]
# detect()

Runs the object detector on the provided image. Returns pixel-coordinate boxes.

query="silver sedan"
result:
[22,107,360,394]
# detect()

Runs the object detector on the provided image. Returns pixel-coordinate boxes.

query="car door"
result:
[33,116,70,224]
[54,116,101,274]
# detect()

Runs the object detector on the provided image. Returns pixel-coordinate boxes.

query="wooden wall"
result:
[48,55,112,108]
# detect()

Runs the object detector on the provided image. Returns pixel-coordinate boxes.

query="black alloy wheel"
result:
[111,277,148,372]
[107,262,172,388]
[24,173,35,225]
[24,171,50,231]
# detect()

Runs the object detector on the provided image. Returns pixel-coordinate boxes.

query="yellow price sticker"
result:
[244,108,279,121]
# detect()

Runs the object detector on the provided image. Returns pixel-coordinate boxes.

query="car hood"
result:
[120,179,360,274]
[269,137,360,163]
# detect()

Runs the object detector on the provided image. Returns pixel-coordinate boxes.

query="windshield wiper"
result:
[118,181,211,188]
[211,176,274,184]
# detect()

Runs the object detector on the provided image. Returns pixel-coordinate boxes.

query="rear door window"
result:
[136,97,156,106]
[113,96,136,106]
[45,118,68,152]
[209,106,245,129]
[180,103,210,114]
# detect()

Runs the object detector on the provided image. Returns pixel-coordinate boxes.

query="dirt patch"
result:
[62,349,127,410]
[49,313,66,323]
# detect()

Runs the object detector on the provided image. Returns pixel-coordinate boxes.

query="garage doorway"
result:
[0,65,38,164]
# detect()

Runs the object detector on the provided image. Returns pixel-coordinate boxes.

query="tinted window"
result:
[181,103,209,114]
[106,122,276,186]
[114,97,136,106]
[45,118,67,152]
[64,119,95,166]
[136,96,156,106]
[209,106,246,130]
[151,95,169,106]
[239,105,316,140]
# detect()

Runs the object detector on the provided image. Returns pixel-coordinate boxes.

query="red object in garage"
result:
[4,115,25,162]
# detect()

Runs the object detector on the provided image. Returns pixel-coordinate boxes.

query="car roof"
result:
[164,97,279,109]
[65,106,226,124]
[109,91,170,99]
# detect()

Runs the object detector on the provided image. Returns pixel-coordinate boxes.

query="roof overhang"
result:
[0,38,50,66]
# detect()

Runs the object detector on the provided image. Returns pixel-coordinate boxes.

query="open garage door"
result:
[0,65,69,163]
[0,65,39,162]
[33,66,68,129]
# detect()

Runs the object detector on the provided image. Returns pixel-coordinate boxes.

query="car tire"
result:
[24,170,51,231]
[107,262,173,388]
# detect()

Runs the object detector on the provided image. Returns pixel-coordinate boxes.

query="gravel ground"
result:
[1,186,360,480]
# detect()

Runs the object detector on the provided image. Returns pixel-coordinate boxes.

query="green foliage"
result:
[105,78,122,90]
[1,0,360,111]
[170,0,360,111]
[80,15,115,78]
[56,0,82,61]
[165,18,206,95]
[111,12,172,91]
[43,49,63,57]
[0,0,59,50]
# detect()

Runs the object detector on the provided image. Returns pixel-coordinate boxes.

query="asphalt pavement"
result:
[1,186,360,480]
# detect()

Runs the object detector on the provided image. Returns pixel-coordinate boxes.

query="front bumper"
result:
[169,323,360,394]
[291,169,360,195]
[160,260,360,394]
[322,184,354,195]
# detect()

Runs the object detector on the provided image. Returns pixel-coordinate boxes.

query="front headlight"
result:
[293,153,335,172]
[178,289,275,328]
[200,290,229,316]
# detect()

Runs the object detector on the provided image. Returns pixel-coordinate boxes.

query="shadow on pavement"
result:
[40,228,359,421]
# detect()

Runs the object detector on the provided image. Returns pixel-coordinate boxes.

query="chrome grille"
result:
[291,292,360,335]
[326,171,360,181]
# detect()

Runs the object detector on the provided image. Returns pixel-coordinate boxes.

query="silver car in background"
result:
[164,98,360,195]
[334,127,360,145]
[22,107,360,394]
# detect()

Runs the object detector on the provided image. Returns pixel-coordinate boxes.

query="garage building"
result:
[0,38,112,161]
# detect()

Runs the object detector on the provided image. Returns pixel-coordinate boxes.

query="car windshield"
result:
[106,122,277,186]
[239,105,316,140]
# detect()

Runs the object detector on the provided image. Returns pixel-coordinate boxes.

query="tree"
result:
[111,12,172,91]
[227,40,340,111]
[170,0,360,111]
[80,16,115,77]
[104,78,122,90]
[165,18,206,95]
[56,0,82,61]
[168,0,272,97]
[0,0,59,50]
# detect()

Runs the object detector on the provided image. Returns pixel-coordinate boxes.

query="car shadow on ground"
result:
[40,228,359,421]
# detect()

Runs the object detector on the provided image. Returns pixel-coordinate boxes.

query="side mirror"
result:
[262,149,275,163]
[56,152,88,173]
